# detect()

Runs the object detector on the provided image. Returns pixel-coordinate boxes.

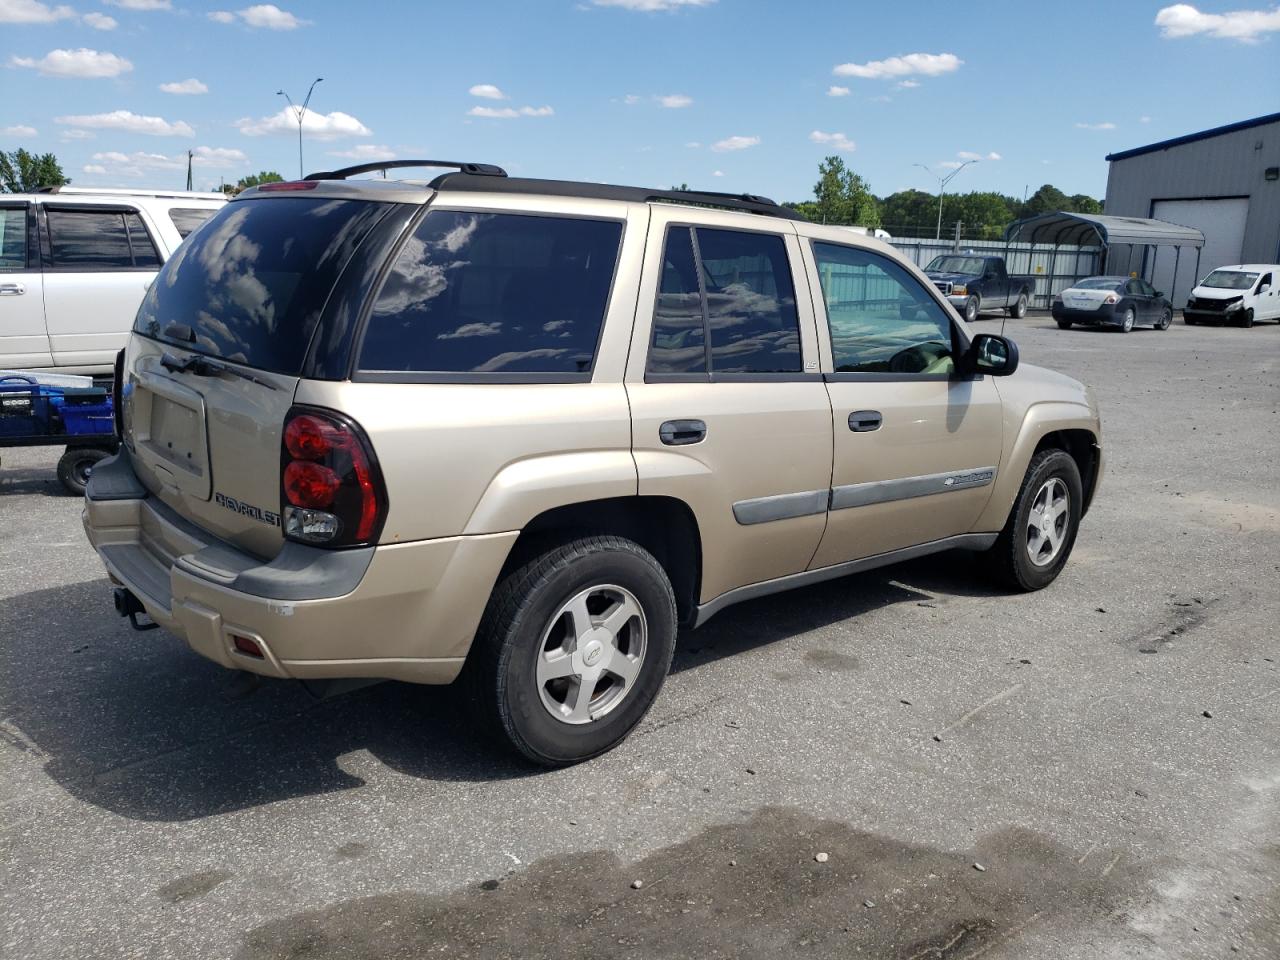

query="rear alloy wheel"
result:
[1120,307,1135,333]
[1240,308,1255,329]
[964,296,980,323]
[981,448,1083,591]
[1007,294,1028,319]
[57,447,111,496]
[466,536,677,766]
[1156,308,1172,331]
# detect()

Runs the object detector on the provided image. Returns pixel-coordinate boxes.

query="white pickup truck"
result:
[0,187,225,375]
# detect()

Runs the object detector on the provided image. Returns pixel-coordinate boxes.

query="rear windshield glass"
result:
[1201,270,1258,290]
[1072,278,1124,290]
[134,197,386,374]
[357,210,622,377]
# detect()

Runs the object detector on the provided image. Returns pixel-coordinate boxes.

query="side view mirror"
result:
[962,333,1019,377]
[1154,290,1164,298]
[1260,283,1272,295]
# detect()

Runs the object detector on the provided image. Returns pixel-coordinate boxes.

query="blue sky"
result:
[3,0,1278,201]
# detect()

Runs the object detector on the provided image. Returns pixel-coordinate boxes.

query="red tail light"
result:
[280,407,387,547]
[256,180,319,192]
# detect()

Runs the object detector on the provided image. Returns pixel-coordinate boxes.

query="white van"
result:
[1184,264,1280,327]
[0,187,225,374]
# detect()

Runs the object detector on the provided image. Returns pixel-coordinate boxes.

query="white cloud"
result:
[1075,121,1117,130]
[160,78,208,95]
[809,129,856,152]
[1140,115,1153,123]
[827,85,850,97]
[10,48,133,78]
[83,12,117,29]
[469,84,506,100]
[467,104,554,119]
[712,169,724,177]
[590,0,714,10]
[2,124,39,137]
[209,4,307,29]
[83,146,248,179]
[1155,3,1280,42]
[56,110,194,136]
[60,128,94,140]
[235,107,371,139]
[659,93,692,108]
[957,150,1001,160]
[833,51,963,79]
[685,141,701,148]
[711,135,759,152]
[897,79,920,89]
[623,94,642,104]
[105,0,171,8]
[327,143,397,160]
[0,0,75,23]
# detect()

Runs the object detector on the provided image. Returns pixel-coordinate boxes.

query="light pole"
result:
[914,159,978,239]
[277,77,324,179]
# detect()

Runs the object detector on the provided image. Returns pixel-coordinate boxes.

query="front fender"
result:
[974,399,1099,532]
[462,450,639,535]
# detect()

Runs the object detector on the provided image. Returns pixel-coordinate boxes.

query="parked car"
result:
[1051,276,1173,332]
[923,254,1037,322]
[0,186,225,375]
[1183,265,1280,327]
[82,161,1103,765]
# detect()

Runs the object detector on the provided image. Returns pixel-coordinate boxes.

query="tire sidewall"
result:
[1013,294,1027,319]
[1008,451,1084,590]
[1158,309,1172,330]
[1121,308,1134,332]
[496,545,676,765]
[965,297,979,323]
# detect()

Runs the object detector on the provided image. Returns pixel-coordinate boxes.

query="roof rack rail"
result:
[33,185,226,200]
[426,173,806,221]
[304,159,507,182]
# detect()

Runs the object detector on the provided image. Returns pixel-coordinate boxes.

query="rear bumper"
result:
[1051,303,1120,325]
[82,452,516,684]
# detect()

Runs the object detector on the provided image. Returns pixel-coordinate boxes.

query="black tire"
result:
[1119,306,1135,333]
[964,296,980,323]
[465,536,677,766]
[1240,308,1254,329]
[981,449,1084,592]
[57,447,110,496]
[1156,308,1172,331]
[1056,320,1072,330]
[1007,294,1028,319]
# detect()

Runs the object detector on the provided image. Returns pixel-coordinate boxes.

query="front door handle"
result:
[0,282,25,296]
[848,410,882,432]
[660,419,706,446]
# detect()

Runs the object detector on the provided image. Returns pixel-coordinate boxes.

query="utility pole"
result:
[953,220,963,251]
[185,150,193,191]
[914,160,979,239]
[277,77,324,179]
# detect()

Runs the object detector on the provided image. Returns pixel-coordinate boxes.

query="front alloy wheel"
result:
[964,296,980,323]
[1120,307,1135,333]
[1157,308,1172,331]
[1025,477,1071,568]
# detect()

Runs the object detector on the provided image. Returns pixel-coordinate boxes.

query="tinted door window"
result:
[1258,273,1273,292]
[647,227,706,374]
[0,208,26,270]
[1124,280,1144,297]
[169,207,217,239]
[812,242,955,375]
[646,226,802,376]
[697,228,801,373]
[359,210,622,376]
[124,212,161,267]
[46,209,133,269]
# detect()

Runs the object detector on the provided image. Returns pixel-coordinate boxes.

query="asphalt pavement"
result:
[2,314,1278,959]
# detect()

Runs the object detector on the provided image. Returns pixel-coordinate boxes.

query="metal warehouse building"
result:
[1104,112,1280,303]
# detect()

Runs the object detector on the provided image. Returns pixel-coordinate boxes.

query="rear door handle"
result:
[660,419,706,445]
[0,282,25,296]
[848,410,882,432]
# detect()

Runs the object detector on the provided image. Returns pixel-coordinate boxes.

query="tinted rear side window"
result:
[169,207,218,239]
[358,210,622,377]
[0,208,26,270]
[647,227,706,374]
[135,197,387,374]
[46,209,133,269]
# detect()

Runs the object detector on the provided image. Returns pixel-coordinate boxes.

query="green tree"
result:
[1022,184,1070,217]
[0,149,69,193]
[810,155,880,227]
[878,189,939,236]
[946,191,1017,240]
[1067,193,1103,215]
[222,170,284,195]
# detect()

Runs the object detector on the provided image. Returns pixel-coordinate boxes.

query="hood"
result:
[1014,362,1091,406]
[1190,286,1244,301]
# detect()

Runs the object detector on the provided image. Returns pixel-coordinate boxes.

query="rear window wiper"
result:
[160,352,278,391]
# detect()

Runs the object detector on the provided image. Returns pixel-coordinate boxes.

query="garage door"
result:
[1151,198,1249,303]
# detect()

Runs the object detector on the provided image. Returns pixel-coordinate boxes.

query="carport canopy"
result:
[1004,211,1203,249]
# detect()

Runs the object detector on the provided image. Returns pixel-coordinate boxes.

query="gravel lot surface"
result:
[2,314,1278,959]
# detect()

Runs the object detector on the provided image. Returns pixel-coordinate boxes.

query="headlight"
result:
[952,284,967,296]
[1225,300,1242,312]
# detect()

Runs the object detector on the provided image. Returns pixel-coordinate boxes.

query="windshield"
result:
[926,256,986,275]
[1201,270,1258,290]
[1072,278,1124,291]
[134,197,387,375]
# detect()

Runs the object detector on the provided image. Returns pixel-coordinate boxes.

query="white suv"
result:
[0,186,225,374]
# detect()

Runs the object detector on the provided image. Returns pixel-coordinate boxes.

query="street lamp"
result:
[914,159,979,239]
[277,77,324,179]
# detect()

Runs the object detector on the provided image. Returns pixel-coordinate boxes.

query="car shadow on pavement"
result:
[0,551,1007,824]
[0,463,80,498]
